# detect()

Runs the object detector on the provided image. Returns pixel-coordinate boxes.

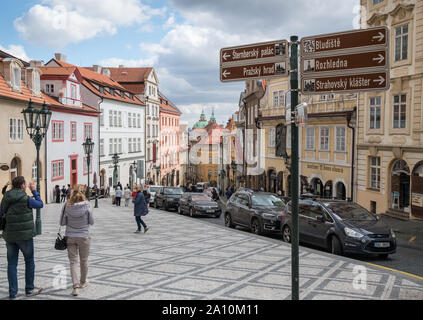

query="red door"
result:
[70,155,78,187]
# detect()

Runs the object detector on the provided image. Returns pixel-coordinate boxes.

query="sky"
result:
[0,0,359,127]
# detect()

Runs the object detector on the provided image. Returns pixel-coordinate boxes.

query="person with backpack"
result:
[115,186,122,206]
[123,186,132,207]
[133,185,148,233]
[61,185,67,202]
[1,176,44,299]
[66,184,72,200]
[143,188,151,213]
[60,184,94,297]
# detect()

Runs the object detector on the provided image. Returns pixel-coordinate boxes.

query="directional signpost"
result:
[300,26,389,94]
[220,40,289,82]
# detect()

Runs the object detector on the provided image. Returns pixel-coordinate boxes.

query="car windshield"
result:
[163,188,183,195]
[149,187,160,193]
[192,195,210,201]
[325,202,377,221]
[251,194,285,207]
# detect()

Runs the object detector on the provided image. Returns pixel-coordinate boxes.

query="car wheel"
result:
[378,254,389,259]
[225,213,234,228]
[251,218,262,235]
[331,236,343,255]
[282,225,292,243]
[189,208,194,217]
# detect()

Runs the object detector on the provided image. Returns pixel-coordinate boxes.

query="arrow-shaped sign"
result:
[372,32,385,42]
[222,52,230,61]
[373,75,385,85]
[222,70,231,78]
[372,53,385,64]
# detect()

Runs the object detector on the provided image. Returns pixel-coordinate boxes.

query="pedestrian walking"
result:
[225,187,233,200]
[115,187,122,206]
[0,182,10,236]
[61,185,67,202]
[143,188,151,212]
[123,187,132,207]
[1,176,44,299]
[60,185,94,296]
[55,185,61,203]
[212,188,219,201]
[133,185,148,233]
[66,184,71,200]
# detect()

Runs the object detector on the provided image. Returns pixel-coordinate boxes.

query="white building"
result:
[46,55,146,191]
[39,61,100,203]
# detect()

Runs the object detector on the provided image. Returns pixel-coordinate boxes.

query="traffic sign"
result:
[301,26,388,56]
[300,27,389,94]
[302,71,389,94]
[220,40,288,82]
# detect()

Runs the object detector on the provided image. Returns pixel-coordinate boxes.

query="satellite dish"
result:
[0,163,10,171]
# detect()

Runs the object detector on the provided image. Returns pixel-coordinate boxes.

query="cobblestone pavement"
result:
[1,199,422,300]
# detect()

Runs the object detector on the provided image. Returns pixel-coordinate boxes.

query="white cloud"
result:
[0,44,31,61]
[14,0,165,48]
[139,43,172,55]
[99,56,158,67]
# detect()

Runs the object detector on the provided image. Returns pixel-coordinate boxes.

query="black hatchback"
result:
[154,187,184,211]
[178,193,221,218]
[224,191,287,235]
[281,199,396,258]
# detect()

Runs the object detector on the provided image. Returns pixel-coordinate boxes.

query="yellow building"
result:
[300,93,357,200]
[258,77,291,195]
[356,0,423,219]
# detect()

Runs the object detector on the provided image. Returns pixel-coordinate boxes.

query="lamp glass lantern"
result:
[22,99,39,136]
[83,137,95,155]
[38,102,52,136]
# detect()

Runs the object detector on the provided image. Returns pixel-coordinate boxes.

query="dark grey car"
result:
[281,199,396,258]
[224,191,287,235]
[178,193,221,218]
[154,187,184,211]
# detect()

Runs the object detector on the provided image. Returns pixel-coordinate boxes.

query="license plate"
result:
[374,242,390,248]
[207,210,214,213]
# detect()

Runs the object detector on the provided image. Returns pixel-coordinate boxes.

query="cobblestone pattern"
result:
[0,199,422,300]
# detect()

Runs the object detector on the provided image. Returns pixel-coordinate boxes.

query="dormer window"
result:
[12,67,21,90]
[120,91,125,98]
[99,86,104,94]
[46,84,54,94]
[33,72,40,96]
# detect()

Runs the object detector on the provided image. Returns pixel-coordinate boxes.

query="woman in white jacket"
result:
[60,185,94,296]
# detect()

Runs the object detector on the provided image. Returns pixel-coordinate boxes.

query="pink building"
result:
[159,91,181,186]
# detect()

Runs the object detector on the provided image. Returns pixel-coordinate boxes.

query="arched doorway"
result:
[324,181,333,199]
[10,157,21,181]
[411,161,423,219]
[100,169,106,187]
[335,182,346,200]
[268,169,277,193]
[311,178,324,197]
[277,171,283,194]
[391,160,410,212]
[300,176,309,194]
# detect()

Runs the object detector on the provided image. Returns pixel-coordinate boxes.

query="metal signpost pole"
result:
[290,35,300,300]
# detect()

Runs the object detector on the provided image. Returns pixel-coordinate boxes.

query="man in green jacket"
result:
[1,176,44,299]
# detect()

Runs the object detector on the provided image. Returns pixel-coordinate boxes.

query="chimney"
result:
[119,64,125,68]
[29,60,43,67]
[54,53,66,62]
[92,65,102,73]
[102,68,110,77]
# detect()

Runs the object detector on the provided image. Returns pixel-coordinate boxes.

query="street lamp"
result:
[82,137,94,199]
[22,100,52,235]
[155,165,160,185]
[112,153,120,188]
[231,160,237,188]
[131,160,138,188]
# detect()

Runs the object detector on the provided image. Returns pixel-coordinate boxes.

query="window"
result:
[113,111,118,127]
[45,84,54,94]
[52,160,64,181]
[52,121,64,142]
[118,111,122,127]
[147,124,150,137]
[137,114,141,128]
[395,24,408,62]
[109,110,113,127]
[13,67,21,89]
[132,138,136,153]
[373,0,384,5]
[70,84,77,99]
[369,97,381,129]
[335,127,346,152]
[118,138,122,154]
[128,113,132,128]
[9,118,24,142]
[100,110,104,127]
[100,139,104,156]
[84,123,92,140]
[137,138,141,152]
[306,127,315,150]
[109,139,113,155]
[83,156,93,175]
[71,121,77,141]
[268,127,276,147]
[370,156,381,189]
[128,138,133,153]
[319,127,329,151]
[132,114,136,128]
[273,91,279,107]
[278,90,284,107]
[393,94,406,129]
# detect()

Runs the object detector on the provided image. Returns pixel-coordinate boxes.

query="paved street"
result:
[0,199,423,300]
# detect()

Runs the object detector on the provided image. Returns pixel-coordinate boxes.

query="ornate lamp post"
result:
[82,137,95,199]
[155,165,160,185]
[22,100,52,235]
[112,153,120,188]
[131,160,138,188]
[231,160,237,188]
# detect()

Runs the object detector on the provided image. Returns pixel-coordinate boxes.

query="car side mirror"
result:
[316,215,325,222]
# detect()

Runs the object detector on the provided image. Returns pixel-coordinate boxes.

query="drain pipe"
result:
[347,107,357,202]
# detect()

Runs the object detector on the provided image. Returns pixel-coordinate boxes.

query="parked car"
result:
[224,191,288,235]
[154,187,184,211]
[178,193,221,218]
[148,185,162,205]
[195,182,209,193]
[280,199,396,258]
[203,187,219,199]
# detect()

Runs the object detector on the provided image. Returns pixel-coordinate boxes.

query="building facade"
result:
[357,0,423,219]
